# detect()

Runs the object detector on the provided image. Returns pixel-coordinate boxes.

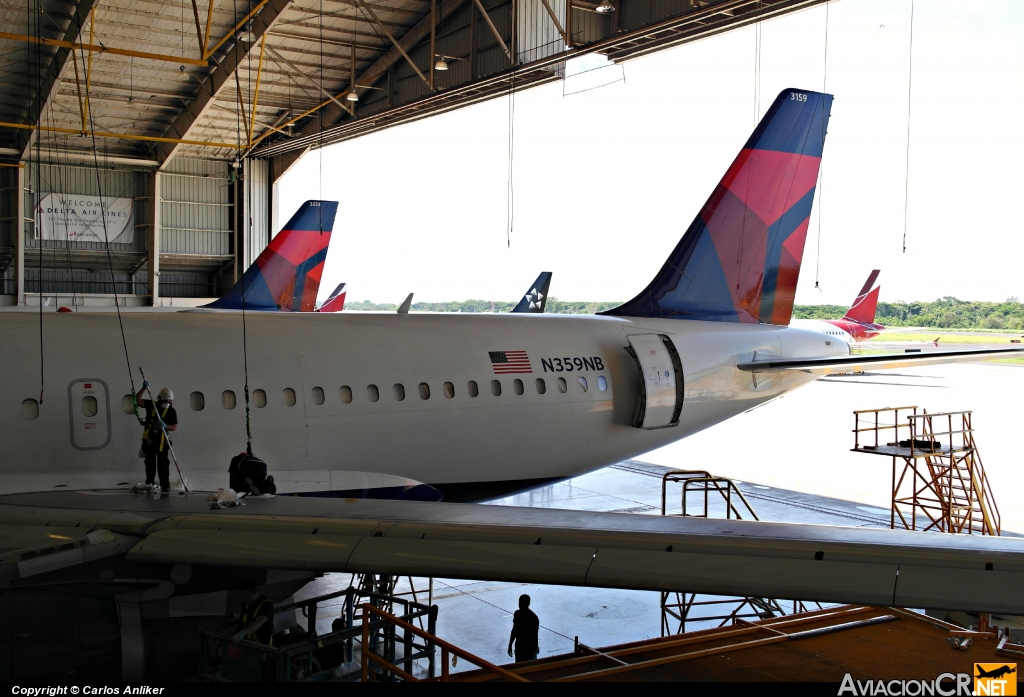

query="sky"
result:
[279,0,1024,307]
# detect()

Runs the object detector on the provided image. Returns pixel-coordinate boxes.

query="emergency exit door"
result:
[68,379,111,450]
[626,334,683,429]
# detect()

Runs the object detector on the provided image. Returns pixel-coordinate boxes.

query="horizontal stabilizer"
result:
[737,347,1024,374]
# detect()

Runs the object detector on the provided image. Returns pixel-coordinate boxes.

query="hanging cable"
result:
[32,0,45,405]
[506,60,516,247]
[814,0,829,292]
[753,0,762,125]
[80,42,136,400]
[901,0,914,253]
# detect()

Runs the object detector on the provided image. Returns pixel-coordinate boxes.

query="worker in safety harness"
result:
[138,388,178,492]
[233,580,276,680]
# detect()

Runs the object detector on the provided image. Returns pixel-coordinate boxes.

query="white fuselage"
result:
[0,311,846,497]
[789,318,854,343]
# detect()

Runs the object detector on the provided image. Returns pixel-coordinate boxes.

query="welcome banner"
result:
[35,193,134,244]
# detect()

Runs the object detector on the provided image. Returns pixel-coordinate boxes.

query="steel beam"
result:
[15,0,98,160]
[154,0,295,168]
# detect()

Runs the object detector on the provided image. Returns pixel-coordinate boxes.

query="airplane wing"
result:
[2,491,1023,615]
[737,347,1024,375]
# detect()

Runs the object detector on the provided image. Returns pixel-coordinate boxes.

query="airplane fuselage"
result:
[0,311,846,500]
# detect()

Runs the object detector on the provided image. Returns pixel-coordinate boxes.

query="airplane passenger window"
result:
[253,389,267,408]
[122,394,135,414]
[443,382,455,399]
[577,377,588,392]
[190,391,205,411]
[82,395,99,417]
[419,383,430,400]
[394,384,406,401]
[597,376,608,392]
[513,379,524,395]
[22,398,39,420]
[222,390,236,409]
[535,378,546,395]
[491,380,501,397]
[340,385,353,403]
[367,385,379,402]
[283,388,296,407]
[312,386,325,405]
[467,381,479,398]
[557,377,567,393]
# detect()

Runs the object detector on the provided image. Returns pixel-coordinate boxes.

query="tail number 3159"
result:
[790,92,808,102]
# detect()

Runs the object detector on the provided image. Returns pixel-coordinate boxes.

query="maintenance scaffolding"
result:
[658,470,820,635]
[852,406,1001,535]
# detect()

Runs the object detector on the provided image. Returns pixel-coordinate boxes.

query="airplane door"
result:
[626,334,683,429]
[68,379,111,450]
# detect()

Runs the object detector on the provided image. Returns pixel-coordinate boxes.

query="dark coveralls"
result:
[509,608,540,662]
[238,595,275,679]
[141,401,177,491]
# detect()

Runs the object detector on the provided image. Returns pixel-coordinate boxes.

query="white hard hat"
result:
[157,388,174,401]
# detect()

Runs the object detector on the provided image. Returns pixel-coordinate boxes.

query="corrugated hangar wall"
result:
[0,156,271,307]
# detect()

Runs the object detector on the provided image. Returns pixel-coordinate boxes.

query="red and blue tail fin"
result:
[205,200,338,312]
[512,272,552,313]
[604,89,832,325]
[317,282,348,312]
[842,270,880,324]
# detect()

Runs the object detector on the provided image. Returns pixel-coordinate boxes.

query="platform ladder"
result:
[851,407,1001,535]
[658,470,821,636]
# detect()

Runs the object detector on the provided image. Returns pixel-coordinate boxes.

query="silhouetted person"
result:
[507,594,539,662]
[139,388,177,492]
[233,579,275,680]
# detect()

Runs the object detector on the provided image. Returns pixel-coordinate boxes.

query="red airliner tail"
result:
[842,270,880,324]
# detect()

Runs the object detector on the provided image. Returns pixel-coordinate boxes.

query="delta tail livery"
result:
[1,90,1019,501]
[204,200,339,312]
[791,270,885,342]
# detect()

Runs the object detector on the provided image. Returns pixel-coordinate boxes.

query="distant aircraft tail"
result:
[512,272,552,313]
[317,282,347,312]
[205,200,338,312]
[604,88,832,325]
[841,270,880,324]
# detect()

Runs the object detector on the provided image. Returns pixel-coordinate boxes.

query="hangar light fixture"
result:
[347,90,359,102]
[596,0,615,12]
[239,22,257,42]
[434,58,449,71]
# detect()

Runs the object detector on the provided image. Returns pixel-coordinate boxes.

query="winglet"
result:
[397,293,413,314]
[512,272,552,313]
[204,200,338,312]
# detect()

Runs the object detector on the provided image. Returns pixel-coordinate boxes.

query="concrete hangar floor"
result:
[290,359,1024,674]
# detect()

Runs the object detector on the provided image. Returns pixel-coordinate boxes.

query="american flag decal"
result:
[489,350,532,374]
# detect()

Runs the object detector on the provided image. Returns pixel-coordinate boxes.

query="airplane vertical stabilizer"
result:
[842,270,881,324]
[512,272,552,313]
[317,282,348,312]
[205,200,338,312]
[604,89,832,325]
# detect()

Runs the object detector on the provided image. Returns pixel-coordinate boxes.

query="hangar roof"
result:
[0,0,825,170]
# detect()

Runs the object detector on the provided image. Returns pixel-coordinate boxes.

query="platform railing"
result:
[360,604,529,682]
[660,469,759,521]
[200,586,436,682]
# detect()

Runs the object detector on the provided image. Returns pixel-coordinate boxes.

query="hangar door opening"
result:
[626,334,683,430]
[68,379,111,450]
